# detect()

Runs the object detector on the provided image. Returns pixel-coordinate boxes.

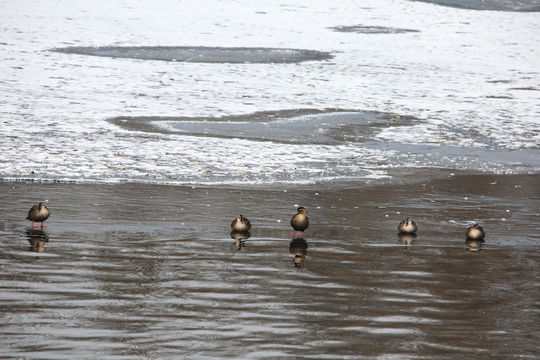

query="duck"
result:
[27,202,50,229]
[231,214,251,232]
[291,207,309,238]
[398,218,417,234]
[466,223,485,240]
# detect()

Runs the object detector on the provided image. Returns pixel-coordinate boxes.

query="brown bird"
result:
[291,207,309,238]
[398,218,418,234]
[27,202,50,229]
[466,224,485,240]
[231,214,251,232]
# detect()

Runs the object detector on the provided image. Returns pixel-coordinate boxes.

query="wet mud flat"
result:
[0,173,538,358]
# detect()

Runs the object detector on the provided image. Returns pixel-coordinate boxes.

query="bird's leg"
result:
[292,230,296,238]
[31,221,37,228]
[40,222,46,229]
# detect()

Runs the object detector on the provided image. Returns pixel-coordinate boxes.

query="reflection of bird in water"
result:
[466,224,485,240]
[291,207,309,238]
[27,202,50,229]
[26,229,49,253]
[230,230,251,250]
[398,233,416,246]
[466,238,485,252]
[289,238,308,268]
[231,215,251,232]
[29,238,48,253]
[398,218,417,234]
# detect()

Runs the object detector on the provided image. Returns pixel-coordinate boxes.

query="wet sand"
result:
[1,173,538,358]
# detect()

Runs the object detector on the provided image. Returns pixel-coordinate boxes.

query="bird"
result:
[231,214,251,232]
[26,202,50,229]
[291,207,309,238]
[466,224,485,240]
[398,218,417,234]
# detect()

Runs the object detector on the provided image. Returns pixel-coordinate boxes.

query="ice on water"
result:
[1,0,539,185]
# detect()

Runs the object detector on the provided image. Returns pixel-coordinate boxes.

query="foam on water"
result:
[0,0,539,186]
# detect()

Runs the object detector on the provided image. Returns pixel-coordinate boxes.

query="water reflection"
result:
[289,238,308,268]
[26,229,49,253]
[398,233,416,248]
[230,231,250,250]
[466,238,485,252]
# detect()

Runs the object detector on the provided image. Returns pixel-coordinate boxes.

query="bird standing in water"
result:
[466,224,485,240]
[398,218,418,234]
[291,207,309,238]
[27,202,50,229]
[231,214,251,232]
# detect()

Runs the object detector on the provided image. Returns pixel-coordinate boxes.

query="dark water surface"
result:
[413,0,540,11]
[109,109,419,145]
[1,173,539,359]
[51,46,333,64]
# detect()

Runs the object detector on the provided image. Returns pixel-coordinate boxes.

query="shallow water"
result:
[1,174,539,359]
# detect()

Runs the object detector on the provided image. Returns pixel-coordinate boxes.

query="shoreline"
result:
[2,161,538,190]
